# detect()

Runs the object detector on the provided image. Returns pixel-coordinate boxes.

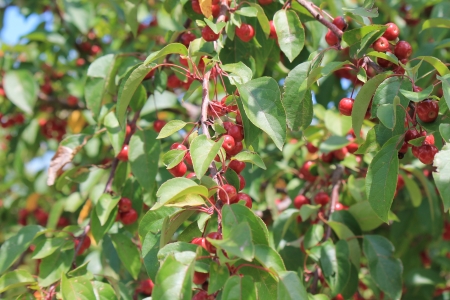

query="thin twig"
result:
[296,0,343,39]
[324,165,344,240]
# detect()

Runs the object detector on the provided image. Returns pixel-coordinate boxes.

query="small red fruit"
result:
[293,195,310,209]
[238,174,246,190]
[193,272,209,285]
[117,145,129,161]
[321,153,334,163]
[235,193,252,208]
[299,161,317,182]
[333,147,348,160]
[191,0,202,14]
[218,184,237,203]
[383,23,399,41]
[168,162,188,177]
[405,128,420,144]
[394,41,412,60]
[258,0,272,5]
[202,26,220,42]
[153,119,166,133]
[139,279,154,295]
[338,98,354,116]
[67,95,78,106]
[34,208,48,226]
[228,160,246,174]
[193,290,209,300]
[269,20,277,39]
[314,192,330,206]
[171,143,188,150]
[74,236,91,255]
[167,74,182,89]
[118,197,132,213]
[120,208,138,225]
[235,23,255,42]
[424,134,435,145]
[325,30,339,46]
[417,100,439,123]
[191,237,208,250]
[415,144,438,165]
[346,142,359,154]
[377,51,394,68]
[332,16,347,30]
[204,232,222,254]
[228,125,244,142]
[373,37,390,52]
[397,175,405,191]
[180,32,196,47]
[222,135,236,153]
[227,141,243,156]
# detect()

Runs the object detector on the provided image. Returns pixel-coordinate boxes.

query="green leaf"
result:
[139,207,179,238]
[157,120,187,139]
[327,221,361,268]
[104,111,125,156]
[222,275,257,300]
[85,77,105,119]
[352,72,391,137]
[208,262,230,294]
[92,281,117,300]
[110,233,142,280]
[437,74,450,109]
[124,0,141,37]
[222,204,269,246]
[319,136,350,153]
[376,104,396,129]
[221,62,253,85]
[91,206,117,243]
[342,6,378,17]
[363,235,403,300]
[152,178,208,210]
[277,271,308,300]
[160,210,195,248]
[203,19,227,34]
[190,135,223,178]
[237,77,286,150]
[366,135,402,222]
[0,270,35,293]
[366,51,399,65]
[162,150,187,169]
[254,244,286,273]
[399,85,434,102]
[209,222,254,261]
[249,3,271,38]
[402,173,422,207]
[416,56,450,76]
[129,129,160,193]
[235,6,258,17]
[324,110,352,137]
[342,24,386,45]
[0,225,43,274]
[152,253,195,300]
[61,274,96,300]
[274,10,305,62]
[144,43,188,65]
[282,62,313,131]
[407,136,425,147]
[304,224,324,249]
[116,63,156,126]
[32,237,67,259]
[3,70,38,115]
[141,232,161,281]
[39,249,74,287]
[64,0,93,34]
[96,194,121,226]
[235,95,262,150]
[433,145,450,211]
[232,151,266,170]
[320,240,351,297]
[422,18,450,31]
[348,201,383,231]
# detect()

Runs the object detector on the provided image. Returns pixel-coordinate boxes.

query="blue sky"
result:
[1,6,52,45]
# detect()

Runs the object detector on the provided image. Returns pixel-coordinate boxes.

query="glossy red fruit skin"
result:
[67,95,78,106]
[314,192,330,206]
[228,160,246,174]
[321,152,334,163]
[117,145,129,161]
[346,142,359,154]
[424,134,435,145]
[394,41,412,59]
[377,53,393,68]
[118,197,132,213]
[227,141,243,156]
[171,143,188,150]
[222,135,236,153]
[75,236,91,255]
[139,279,154,295]
[415,144,438,165]
[258,0,272,5]
[218,184,238,203]
[191,237,208,250]
[169,162,188,177]
[204,232,222,254]
[306,143,319,153]
[191,0,202,14]
[180,32,196,47]
[293,195,310,209]
[269,20,277,39]
[153,120,166,132]
[238,174,246,190]
[193,271,209,285]
[405,128,420,144]
[334,202,348,211]
[332,16,347,30]
[120,208,138,225]
[417,100,439,123]
[235,24,255,42]
[373,37,390,52]
[228,125,244,142]
[338,98,354,116]
[399,141,408,154]
[299,161,317,182]
[333,147,348,160]
[192,290,209,300]
[167,74,182,89]
[202,26,220,42]
[383,23,399,41]
[236,193,252,208]
[185,152,193,165]
[325,30,339,46]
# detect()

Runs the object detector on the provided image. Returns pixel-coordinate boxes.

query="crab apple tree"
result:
[1,0,450,300]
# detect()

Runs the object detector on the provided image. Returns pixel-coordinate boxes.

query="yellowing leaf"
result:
[78,199,92,224]
[67,110,86,133]
[199,0,212,17]
[26,193,40,212]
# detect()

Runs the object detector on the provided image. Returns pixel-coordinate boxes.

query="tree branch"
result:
[217,0,230,23]
[324,165,344,240]
[296,0,343,39]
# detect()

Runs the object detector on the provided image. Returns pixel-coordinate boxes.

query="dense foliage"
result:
[1,0,450,299]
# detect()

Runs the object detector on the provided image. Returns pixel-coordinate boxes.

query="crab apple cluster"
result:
[325,16,348,46]
[0,113,25,129]
[39,118,67,141]
[18,207,70,228]
[116,197,139,225]
[235,23,255,42]
[74,236,91,255]
[399,125,438,164]
[78,39,102,57]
